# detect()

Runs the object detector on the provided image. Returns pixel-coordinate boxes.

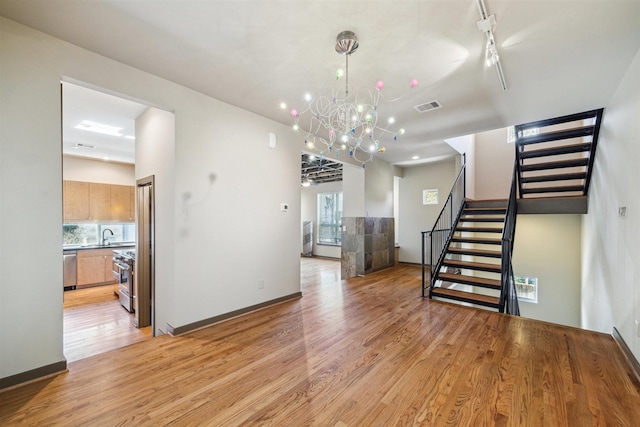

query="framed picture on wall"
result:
[423,189,438,205]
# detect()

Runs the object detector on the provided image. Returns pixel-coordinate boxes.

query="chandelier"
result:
[287,31,417,167]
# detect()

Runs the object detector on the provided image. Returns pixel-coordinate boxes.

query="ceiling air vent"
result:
[413,100,442,113]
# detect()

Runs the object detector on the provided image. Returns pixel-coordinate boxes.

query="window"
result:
[515,275,538,303]
[507,126,538,143]
[63,223,135,245]
[317,192,343,245]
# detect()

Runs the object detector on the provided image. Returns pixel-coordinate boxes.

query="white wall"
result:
[342,162,365,217]
[474,128,514,200]
[0,17,301,381]
[513,215,582,327]
[1,19,65,379]
[364,157,395,217]
[63,155,135,185]
[301,181,342,259]
[135,107,176,335]
[582,48,640,360]
[397,159,457,263]
[445,134,475,199]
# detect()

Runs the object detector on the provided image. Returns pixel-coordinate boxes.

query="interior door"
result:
[135,175,154,333]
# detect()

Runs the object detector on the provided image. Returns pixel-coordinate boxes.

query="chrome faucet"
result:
[102,228,114,246]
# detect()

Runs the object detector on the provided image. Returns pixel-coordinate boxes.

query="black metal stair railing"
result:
[421,156,466,297]
[499,164,520,315]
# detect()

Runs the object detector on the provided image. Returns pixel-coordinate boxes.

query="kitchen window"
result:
[63,223,135,245]
[317,192,343,245]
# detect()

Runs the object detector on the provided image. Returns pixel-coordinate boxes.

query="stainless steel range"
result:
[112,249,135,312]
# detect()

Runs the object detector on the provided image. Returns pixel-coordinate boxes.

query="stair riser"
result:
[519,143,592,159]
[446,249,502,258]
[459,217,505,223]
[520,173,586,183]
[520,159,589,172]
[441,264,501,274]
[451,238,501,245]
[436,279,501,290]
[431,292,500,309]
[521,186,584,194]
[462,209,507,215]
[517,126,594,145]
[456,228,503,233]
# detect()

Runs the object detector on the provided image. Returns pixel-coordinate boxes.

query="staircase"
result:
[422,108,604,314]
[430,199,507,311]
[516,109,604,213]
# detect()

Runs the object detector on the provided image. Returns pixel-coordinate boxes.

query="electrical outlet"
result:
[258,280,265,289]
[281,203,289,212]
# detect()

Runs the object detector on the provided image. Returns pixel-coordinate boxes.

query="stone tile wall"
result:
[341,217,395,279]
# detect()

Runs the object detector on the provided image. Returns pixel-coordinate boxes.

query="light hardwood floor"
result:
[2,258,639,425]
[63,285,152,362]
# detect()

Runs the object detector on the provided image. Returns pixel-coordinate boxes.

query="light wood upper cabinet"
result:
[89,183,111,221]
[63,181,90,221]
[130,186,135,222]
[63,180,135,223]
[111,184,133,222]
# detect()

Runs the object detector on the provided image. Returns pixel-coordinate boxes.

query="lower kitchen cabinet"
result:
[77,248,116,287]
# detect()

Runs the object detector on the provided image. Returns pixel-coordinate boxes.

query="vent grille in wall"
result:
[413,100,442,113]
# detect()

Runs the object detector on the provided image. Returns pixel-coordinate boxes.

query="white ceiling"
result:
[62,82,147,164]
[3,1,640,166]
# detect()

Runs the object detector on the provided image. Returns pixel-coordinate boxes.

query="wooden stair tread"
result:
[437,272,501,289]
[521,185,584,194]
[520,172,586,183]
[442,259,501,273]
[456,226,503,233]
[517,126,594,145]
[451,236,501,245]
[431,287,501,308]
[459,215,505,222]
[447,247,502,258]
[520,158,589,172]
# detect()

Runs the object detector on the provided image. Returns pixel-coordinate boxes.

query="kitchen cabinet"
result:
[110,184,134,222]
[89,183,111,221]
[77,248,116,287]
[130,186,135,222]
[63,180,135,223]
[63,181,90,221]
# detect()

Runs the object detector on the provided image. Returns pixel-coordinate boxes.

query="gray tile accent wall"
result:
[341,217,395,279]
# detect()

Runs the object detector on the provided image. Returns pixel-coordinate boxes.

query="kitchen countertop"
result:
[63,242,135,251]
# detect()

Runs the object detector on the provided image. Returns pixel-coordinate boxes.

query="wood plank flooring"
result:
[63,285,152,362]
[2,258,640,425]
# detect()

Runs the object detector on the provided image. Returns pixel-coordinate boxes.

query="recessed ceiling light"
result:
[123,135,135,140]
[103,157,109,161]
[280,102,287,110]
[412,155,420,160]
[75,120,123,137]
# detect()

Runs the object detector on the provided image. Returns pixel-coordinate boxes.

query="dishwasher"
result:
[63,250,77,291]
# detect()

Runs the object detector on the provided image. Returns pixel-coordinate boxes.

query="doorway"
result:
[61,81,153,362]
